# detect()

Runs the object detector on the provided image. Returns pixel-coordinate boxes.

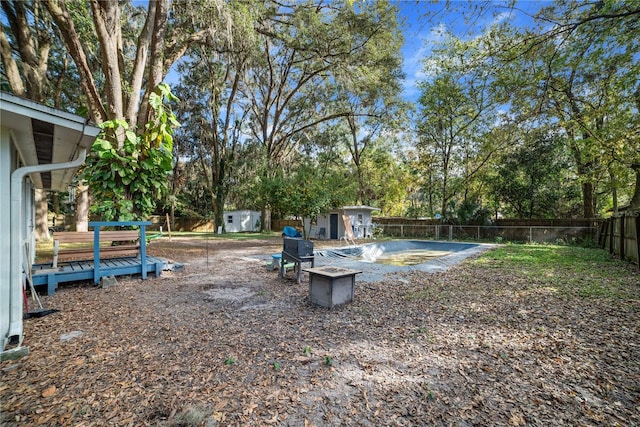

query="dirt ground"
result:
[2,237,639,426]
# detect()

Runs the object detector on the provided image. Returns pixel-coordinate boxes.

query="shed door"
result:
[329,214,339,239]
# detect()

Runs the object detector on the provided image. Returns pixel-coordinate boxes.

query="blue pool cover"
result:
[315,240,493,282]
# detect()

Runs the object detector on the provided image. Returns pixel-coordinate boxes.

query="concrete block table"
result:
[303,266,362,309]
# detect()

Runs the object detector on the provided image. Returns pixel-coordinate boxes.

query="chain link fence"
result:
[377,223,599,244]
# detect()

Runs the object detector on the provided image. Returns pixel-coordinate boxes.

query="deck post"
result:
[47,274,57,296]
[93,227,101,284]
[140,225,147,280]
[89,221,152,285]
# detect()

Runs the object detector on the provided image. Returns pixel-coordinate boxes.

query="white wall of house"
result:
[224,210,260,233]
[0,128,14,350]
[1,92,100,355]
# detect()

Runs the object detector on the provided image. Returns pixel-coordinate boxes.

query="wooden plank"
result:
[54,230,139,243]
[636,215,640,268]
[598,220,606,247]
[609,218,615,255]
[57,245,139,256]
[620,214,626,260]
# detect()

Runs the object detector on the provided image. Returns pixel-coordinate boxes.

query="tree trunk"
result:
[90,0,125,126]
[582,181,595,219]
[260,207,272,232]
[75,184,90,232]
[43,0,107,123]
[137,0,168,126]
[52,193,60,215]
[0,29,25,95]
[630,164,640,209]
[126,0,156,126]
[34,189,50,241]
[214,192,225,233]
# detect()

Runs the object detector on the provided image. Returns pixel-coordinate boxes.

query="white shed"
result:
[0,92,100,358]
[224,210,260,233]
[308,206,380,240]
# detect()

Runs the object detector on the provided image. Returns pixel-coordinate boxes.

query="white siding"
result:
[0,128,12,349]
[224,210,260,232]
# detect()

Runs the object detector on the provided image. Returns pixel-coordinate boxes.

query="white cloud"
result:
[401,24,449,101]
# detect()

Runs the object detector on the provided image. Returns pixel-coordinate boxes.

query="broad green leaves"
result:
[85,84,180,221]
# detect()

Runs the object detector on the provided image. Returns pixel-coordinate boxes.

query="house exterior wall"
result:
[224,210,260,233]
[1,93,100,355]
[0,128,13,349]
[1,127,34,351]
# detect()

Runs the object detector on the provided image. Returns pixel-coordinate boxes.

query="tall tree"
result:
[244,0,403,230]
[173,43,250,231]
[30,0,233,227]
[491,0,640,216]
[417,33,502,219]
[329,0,405,205]
[0,1,83,239]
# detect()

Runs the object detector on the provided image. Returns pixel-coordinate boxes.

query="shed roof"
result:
[0,91,100,191]
[342,205,381,211]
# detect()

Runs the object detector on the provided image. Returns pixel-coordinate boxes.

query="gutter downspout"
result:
[7,148,87,346]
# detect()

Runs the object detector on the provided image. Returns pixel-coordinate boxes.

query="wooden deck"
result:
[31,255,167,296]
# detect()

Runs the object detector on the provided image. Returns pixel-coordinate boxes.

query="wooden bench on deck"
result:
[52,230,140,268]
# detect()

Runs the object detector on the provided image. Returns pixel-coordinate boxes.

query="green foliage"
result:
[224,356,236,366]
[489,1,640,216]
[454,199,491,225]
[251,160,352,236]
[359,142,410,215]
[485,131,581,219]
[86,84,180,221]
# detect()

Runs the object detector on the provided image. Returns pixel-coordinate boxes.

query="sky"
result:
[162,1,551,103]
[394,0,550,102]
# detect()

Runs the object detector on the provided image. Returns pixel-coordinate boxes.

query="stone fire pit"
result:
[303,266,362,308]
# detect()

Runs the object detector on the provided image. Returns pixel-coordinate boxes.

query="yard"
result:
[1,237,639,426]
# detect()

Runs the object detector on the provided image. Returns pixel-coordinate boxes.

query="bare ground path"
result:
[2,237,639,426]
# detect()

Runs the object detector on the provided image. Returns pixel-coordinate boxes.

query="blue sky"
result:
[164,1,551,102]
[395,1,551,102]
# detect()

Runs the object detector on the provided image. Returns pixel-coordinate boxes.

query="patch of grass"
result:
[324,356,334,366]
[224,356,236,366]
[303,346,312,355]
[168,231,280,240]
[421,382,435,401]
[474,243,638,299]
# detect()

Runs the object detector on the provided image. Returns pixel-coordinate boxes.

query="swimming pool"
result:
[316,240,492,282]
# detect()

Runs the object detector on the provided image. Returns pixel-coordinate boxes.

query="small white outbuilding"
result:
[223,210,261,232]
[307,205,380,240]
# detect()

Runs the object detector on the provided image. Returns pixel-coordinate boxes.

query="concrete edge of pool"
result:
[314,240,497,283]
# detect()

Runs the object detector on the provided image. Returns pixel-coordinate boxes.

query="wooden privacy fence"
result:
[599,210,640,267]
